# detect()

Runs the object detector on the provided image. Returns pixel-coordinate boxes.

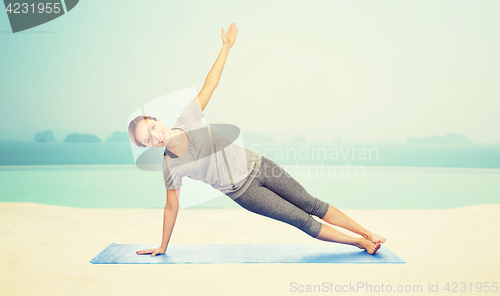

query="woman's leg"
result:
[322,205,386,244]
[233,177,381,254]
[255,157,330,219]
[233,157,381,254]
[257,157,386,245]
[233,176,324,239]
[315,224,381,255]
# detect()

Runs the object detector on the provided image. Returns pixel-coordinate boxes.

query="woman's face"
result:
[135,118,168,148]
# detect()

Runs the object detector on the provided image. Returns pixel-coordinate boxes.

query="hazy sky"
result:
[0,0,499,143]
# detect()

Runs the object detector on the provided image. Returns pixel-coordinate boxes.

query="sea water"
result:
[1,141,499,168]
[0,164,498,210]
[1,140,499,209]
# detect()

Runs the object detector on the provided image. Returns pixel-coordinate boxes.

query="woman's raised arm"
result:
[195,23,238,111]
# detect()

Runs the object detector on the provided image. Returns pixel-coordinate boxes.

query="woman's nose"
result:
[154,131,161,143]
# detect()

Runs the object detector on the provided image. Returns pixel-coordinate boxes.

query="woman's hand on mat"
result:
[136,247,166,257]
[221,23,238,48]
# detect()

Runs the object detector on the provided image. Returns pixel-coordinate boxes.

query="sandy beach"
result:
[1,202,499,296]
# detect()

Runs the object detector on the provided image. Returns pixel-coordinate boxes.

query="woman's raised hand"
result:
[221,23,238,48]
[136,247,166,257]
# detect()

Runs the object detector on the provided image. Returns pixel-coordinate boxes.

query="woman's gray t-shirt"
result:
[162,100,262,200]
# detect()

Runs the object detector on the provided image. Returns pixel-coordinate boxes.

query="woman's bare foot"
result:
[356,239,381,255]
[364,230,386,244]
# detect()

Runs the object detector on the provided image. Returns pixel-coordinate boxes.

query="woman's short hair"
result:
[128,115,157,148]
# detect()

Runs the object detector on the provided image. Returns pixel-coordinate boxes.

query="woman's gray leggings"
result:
[231,156,330,238]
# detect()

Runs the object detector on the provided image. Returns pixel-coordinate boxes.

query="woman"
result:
[129,23,386,257]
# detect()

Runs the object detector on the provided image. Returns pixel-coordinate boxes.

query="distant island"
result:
[64,133,101,143]
[106,131,130,142]
[35,130,56,143]
[333,136,342,143]
[242,131,274,143]
[407,133,473,144]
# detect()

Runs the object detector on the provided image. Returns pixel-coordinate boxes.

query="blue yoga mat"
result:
[90,243,405,264]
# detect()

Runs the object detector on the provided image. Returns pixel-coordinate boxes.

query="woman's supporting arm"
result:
[136,188,179,256]
[160,188,180,249]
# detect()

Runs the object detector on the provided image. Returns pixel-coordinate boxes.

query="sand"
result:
[1,202,499,296]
